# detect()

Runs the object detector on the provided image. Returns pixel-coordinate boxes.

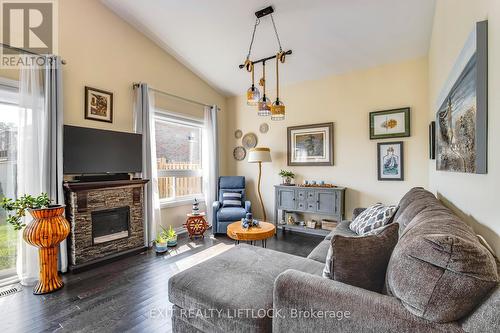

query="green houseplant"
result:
[278,170,295,185]
[154,225,177,253]
[0,193,52,230]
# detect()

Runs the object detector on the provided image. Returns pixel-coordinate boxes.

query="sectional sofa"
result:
[168,187,499,332]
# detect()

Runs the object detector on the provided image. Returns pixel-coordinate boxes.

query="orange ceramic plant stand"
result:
[23,206,70,295]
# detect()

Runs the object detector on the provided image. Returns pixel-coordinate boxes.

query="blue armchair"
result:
[213,176,251,234]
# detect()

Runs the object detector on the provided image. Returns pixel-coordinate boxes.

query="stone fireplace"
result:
[64,179,148,271]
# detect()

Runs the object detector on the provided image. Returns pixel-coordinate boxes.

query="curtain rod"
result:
[132,82,217,109]
[0,43,67,65]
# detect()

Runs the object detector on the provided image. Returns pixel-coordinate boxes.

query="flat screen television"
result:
[63,125,142,174]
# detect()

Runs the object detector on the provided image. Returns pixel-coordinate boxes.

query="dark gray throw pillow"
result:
[323,223,399,293]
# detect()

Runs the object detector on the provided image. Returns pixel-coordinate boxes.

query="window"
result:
[0,80,19,280]
[155,111,204,206]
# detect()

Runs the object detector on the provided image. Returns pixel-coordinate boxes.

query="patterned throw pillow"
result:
[349,203,397,235]
[222,191,243,207]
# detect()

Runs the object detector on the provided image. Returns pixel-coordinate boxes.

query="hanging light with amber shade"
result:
[245,60,260,106]
[271,52,285,120]
[257,61,271,116]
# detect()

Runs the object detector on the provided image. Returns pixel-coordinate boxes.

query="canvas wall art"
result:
[369,107,410,140]
[435,20,487,174]
[85,86,113,123]
[377,141,404,181]
[287,123,333,166]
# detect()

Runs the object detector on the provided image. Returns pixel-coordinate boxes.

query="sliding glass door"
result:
[0,81,19,281]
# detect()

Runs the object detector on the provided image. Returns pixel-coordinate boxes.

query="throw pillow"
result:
[349,203,397,235]
[222,191,243,207]
[323,223,399,293]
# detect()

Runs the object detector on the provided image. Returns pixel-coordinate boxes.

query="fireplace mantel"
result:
[64,179,149,192]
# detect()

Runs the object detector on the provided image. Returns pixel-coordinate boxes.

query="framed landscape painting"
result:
[287,122,334,166]
[377,141,404,181]
[435,20,487,174]
[370,107,410,140]
[85,86,113,123]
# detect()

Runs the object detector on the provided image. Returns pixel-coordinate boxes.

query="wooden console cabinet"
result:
[274,185,346,236]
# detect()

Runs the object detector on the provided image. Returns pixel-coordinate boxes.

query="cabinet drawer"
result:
[306,202,316,211]
[296,201,306,210]
[296,190,306,201]
[306,191,316,201]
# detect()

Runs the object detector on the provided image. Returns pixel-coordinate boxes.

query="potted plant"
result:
[0,193,70,294]
[165,225,177,247]
[153,228,169,253]
[153,225,178,253]
[279,169,295,185]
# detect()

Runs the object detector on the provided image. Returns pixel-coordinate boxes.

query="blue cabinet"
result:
[274,185,346,236]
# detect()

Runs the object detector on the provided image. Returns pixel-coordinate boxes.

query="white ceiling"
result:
[101,0,436,96]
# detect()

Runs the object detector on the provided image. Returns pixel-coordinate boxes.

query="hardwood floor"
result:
[0,231,322,333]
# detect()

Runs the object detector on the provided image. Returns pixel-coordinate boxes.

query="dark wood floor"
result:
[0,231,322,333]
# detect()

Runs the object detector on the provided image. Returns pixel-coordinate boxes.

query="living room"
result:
[0,0,498,332]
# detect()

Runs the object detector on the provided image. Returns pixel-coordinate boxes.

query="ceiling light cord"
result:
[270,13,283,52]
[246,18,260,61]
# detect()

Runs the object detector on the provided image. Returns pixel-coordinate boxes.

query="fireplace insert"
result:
[92,206,130,244]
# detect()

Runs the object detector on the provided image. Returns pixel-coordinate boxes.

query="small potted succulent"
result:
[279,169,295,185]
[165,225,177,247]
[153,229,169,254]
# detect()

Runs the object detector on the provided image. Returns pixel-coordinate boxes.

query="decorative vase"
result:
[283,177,292,185]
[23,205,70,295]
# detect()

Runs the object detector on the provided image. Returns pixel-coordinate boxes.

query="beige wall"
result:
[428,0,500,256]
[1,0,227,230]
[227,57,429,223]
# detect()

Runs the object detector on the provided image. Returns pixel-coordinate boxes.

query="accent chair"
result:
[212,176,251,234]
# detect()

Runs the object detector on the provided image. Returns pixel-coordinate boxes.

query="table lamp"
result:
[248,147,272,221]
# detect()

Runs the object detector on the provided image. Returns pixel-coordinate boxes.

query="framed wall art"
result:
[85,86,113,123]
[435,20,487,174]
[429,121,436,160]
[377,141,404,181]
[369,107,410,140]
[287,122,334,166]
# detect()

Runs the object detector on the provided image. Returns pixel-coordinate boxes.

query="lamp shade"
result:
[248,147,272,163]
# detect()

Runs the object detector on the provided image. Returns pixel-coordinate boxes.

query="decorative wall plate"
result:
[233,146,246,161]
[234,129,243,139]
[259,123,269,133]
[242,133,258,149]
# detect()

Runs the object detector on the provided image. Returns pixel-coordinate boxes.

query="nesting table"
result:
[226,221,276,248]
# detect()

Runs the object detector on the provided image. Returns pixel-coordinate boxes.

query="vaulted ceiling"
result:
[102,0,436,96]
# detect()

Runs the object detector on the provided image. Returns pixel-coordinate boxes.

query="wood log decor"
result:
[23,206,70,295]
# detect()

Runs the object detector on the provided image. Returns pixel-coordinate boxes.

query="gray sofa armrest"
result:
[352,207,366,220]
[273,269,461,333]
[245,200,251,213]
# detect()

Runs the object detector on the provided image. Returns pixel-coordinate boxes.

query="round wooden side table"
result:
[226,221,276,248]
[184,213,208,239]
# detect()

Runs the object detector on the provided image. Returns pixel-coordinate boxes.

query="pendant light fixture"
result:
[271,52,285,120]
[246,61,260,106]
[239,6,292,116]
[257,61,271,116]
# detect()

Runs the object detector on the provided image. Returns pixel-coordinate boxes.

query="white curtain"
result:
[17,58,46,285]
[134,83,161,246]
[203,105,219,226]
[16,56,65,285]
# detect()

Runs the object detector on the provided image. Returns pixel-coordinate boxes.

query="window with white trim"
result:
[155,112,204,205]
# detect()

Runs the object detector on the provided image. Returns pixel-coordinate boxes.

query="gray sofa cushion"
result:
[393,187,438,235]
[323,223,399,293]
[387,201,499,323]
[217,207,247,221]
[168,244,324,333]
[460,283,500,332]
[325,220,356,240]
[306,239,330,263]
